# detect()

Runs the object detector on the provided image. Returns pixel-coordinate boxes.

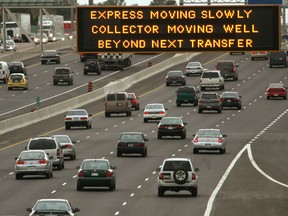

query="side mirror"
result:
[144,138,149,141]
[156,167,161,172]
[49,156,53,159]
[165,108,168,110]
[15,157,18,160]
[184,122,187,125]
[235,63,239,67]
[26,208,32,212]
[223,134,228,137]
[239,96,242,98]
[196,90,200,93]
[89,114,92,117]
[194,167,200,172]
[111,165,117,170]
[74,208,80,213]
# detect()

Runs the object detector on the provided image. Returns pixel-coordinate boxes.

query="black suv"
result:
[84,59,102,75]
[165,70,186,86]
[41,50,61,64]
[176,86,199,107]
[198,92,222,113]
[53,67,73,85]
[216,60,239,81]
[9,62,27,75]
[269,51,288,68]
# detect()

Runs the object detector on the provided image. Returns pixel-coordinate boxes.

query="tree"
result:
[97,0,126,5]
[150,0,176,5]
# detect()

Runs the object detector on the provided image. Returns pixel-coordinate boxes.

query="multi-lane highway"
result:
[1,51,288,216]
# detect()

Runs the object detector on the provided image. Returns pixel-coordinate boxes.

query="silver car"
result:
[14,150,53,179]
[26,199,80,216]
[185,61,203,76]
[143,103,168,123]
[52,135,77,160]
[64,109,92,130]
[192,129,227,154]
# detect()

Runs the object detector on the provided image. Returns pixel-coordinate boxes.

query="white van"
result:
[0,61,9,83]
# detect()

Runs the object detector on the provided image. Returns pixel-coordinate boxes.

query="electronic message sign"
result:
[77,6,280,53]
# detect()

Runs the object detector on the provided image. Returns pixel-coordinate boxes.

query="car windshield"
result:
[167,71,182,77]
[177,87,195,93]
[67,110,87,116]
[201,94,217,99]
[10,75,23,81]
[43,52,57,56]
[187,62,201,68]
[34,201,70,211]
[202,72,219,78]
[216,62,234,68]
[163,161,192,171]
[120,134,143,142]
[55,136,70,143]
[20,152,45,160]
[160,118,182,125]
[197,130,221,137]
[145,104,163,110]
[29,140,56,150]
[221,92,238,98]
[82,160,109,170]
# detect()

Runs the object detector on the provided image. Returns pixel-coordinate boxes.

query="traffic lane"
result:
[0,52,175,121]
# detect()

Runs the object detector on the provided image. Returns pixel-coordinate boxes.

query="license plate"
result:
[184,100,188,102]
[117,103,123,106]
[47,59,51,62]
[206,106,212,108]
[91,173,98,176]
[28,167,36,171]
[274,94,278,96]
[227,100,231,102]
[163,175,170,179]
[205,143,211,146]
[128,144,134,147]
[168,126,173,130]
[73,117,79,120]
[59,79,63,82]
[172,81,176,83]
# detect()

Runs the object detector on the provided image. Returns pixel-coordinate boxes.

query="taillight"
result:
[159,173,164,180]
[78,170,84,177]
[192,173,196,180]
[193,137,199,143]
[174,125,184,129]
[65,117,72,121]
[39,160,47,164]
[66,144,71,148]
[220,98,224,102]
[16,160,25,165]
[198,100,203,103]
[218,138,223,143]
[80,117,88,120]
[135,143,144,147]
[131,99,136,103]
[118,143,126,147]
[106,170,112,177]
[233,68,236,72]
[143,111,149,115]
[159,111,165,114]
[158,125,167,129]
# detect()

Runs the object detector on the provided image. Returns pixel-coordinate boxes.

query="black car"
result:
[41,50,61,64]
[215,60,239,81]
[157,117,187,139]
[165,70,186,86]
[176,86,199,107]
[53,67,73,85]
[84,59,102,75]
[117,132,148,157]
[198,92,222,113]
[220,91,242,110]
[9,62,27,75]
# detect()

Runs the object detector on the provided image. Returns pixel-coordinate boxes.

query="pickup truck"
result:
[200,70,224,91]
[53,67,73,85]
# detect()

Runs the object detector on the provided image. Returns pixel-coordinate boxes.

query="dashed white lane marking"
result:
[130,193,134,197]
[122,202,127,206]
[137,185,142,189]
[145,178,149,181]
[62,182,67,186]
[51,190,56,194]
[86,136,90,139]
[114,211,120,215]
[113,125,117,127]
[105,128,109,131]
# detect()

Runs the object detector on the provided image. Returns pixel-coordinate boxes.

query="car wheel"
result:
[166,83,170,86]
[53,81,57,85]
[158,187,165,197]
[193,149,198,154]
[84,71,87,75]
[136,105,140,110]
[267,96,270,100]
[105,112,110,117]
[142,150,147,157]
[77,182,83,191]
[173,169,188,185]
[62,161,65,169]
[157,133,162,139]
[41,61,45,64]
[200,87,205,91]
[238,105,242,110]
[15,174,22,180]
[198,109,202,113]
[284,96,287,100]
[143,118,148,123]
[194,101,198,106]
[86,124,89,129]
[191,186,198,197]
[218,109,222,113]
[176,103,181,107]
[45,172,51,179]
[220,148,226,154]
[57,163,62,170]
[65,124,70,130]
[117,150,122,157]
[109,180,115,191]
[70,154,74,160]
[181,132,186,139]
[8,87,12,90]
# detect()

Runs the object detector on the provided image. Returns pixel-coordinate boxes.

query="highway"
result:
[0,51,288,216]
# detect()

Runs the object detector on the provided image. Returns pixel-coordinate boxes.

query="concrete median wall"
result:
[0,52,199,135]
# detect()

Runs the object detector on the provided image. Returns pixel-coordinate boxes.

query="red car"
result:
[128,93,140,110]
[266,83,287,100]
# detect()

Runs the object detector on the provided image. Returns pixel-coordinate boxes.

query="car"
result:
[83,58,102,75]
[8,61,27,75]
[229,51,245,55]
[64,109,92,130]
[185,61,204,76]
[7,73,29,90]
[157,157,199,197]
[26,199,80,216]
[198,92,222,113]
[76,158,116,191]
[104,92,132,117]
[200,70,225,91]
[215,60,239,81]
[53,67,73,85]
[266,83,287,99]
[250,51,268,60]
[192,129,227,154]
[269,51,288,68]
[41,50,61,64]
[165,70,186,86]
[54,32,66,41]
[128,92,140,110]
[157,117,187,139]
[175,86,199,107]
[0,61,10,83]
[143,103,168,123]
[220,91,242,109]
[116,132,148,157]
[14,150,53,180]
[26,136,65,170]
[33,33,49,45]
[0,38,17,51]
[52,135,77,160]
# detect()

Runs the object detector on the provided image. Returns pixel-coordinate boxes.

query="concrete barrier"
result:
[0,52,199,135]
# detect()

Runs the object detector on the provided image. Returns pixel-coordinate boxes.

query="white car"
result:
[52,135,76,160]
[200,70,225,91]
[64,109,92,130]
[26,199,80,216]
[192,129,227,154]
[143,103,167,123]
[185,61,204,76]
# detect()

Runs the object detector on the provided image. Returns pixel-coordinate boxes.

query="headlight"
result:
[49,33,53,37]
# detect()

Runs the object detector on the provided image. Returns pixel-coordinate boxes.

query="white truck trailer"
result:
[38,15,64,41]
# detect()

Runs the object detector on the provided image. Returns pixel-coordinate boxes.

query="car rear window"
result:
[120,134,143,142]
[20,152,45,160]
[29,139,56,150]
[216,62,234,68]
[163,161,192,171]
[55,69,70,74]
[177,87,195,93]
[67,110,87,116]
[197,130,220,137]
[82,160,109,170]
[167,71,182,77]
[116,94,126,100]
[160,118,182,125]
[202,72,219,78]
[201,94,218,99]
[221,92,238,98]
[107,94,116,101]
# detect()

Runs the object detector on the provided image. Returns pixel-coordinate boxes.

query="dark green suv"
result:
[176,86,199,107]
